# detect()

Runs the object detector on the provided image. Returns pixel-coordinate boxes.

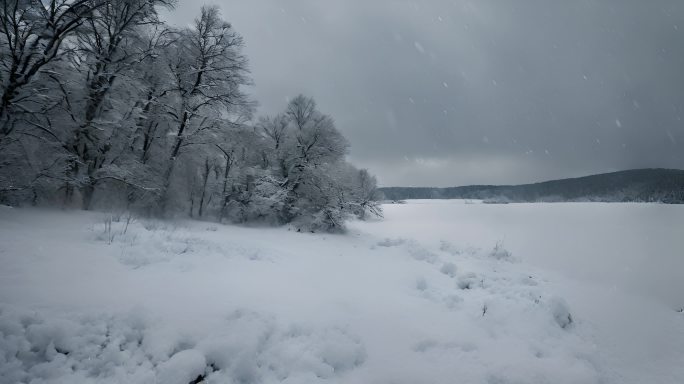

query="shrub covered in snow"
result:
[440,262,458,278]
[548,297,574,329]
[490,241,513,260]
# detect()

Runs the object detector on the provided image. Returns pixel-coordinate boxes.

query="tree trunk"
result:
[198,158,211,218]
[218,149,233,219]
[82,182,95,210]
[160,112,189,213]
[0,80,19,141]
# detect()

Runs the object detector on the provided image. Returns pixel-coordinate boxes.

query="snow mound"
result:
[0,307,366,384]
[439,262,458,277]
[157,349,207,384]
[549,296,574,329]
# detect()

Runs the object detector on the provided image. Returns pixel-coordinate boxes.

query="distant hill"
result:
[379,169,684,203]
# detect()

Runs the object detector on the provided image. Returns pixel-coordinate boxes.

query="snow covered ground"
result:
[1,201,683,384]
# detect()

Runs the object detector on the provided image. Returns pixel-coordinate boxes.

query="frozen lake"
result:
[355,200,684,309]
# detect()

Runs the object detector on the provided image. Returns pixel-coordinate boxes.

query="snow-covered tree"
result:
[0,0,104,142]
[241,95,381,231]
[64,0,173,208]
[159,5,252,212]
[349,168,383,219]
[0,3,382,231]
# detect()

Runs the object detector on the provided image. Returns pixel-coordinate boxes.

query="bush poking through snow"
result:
[96,212,137,245]
[490,241,512,260]
[103,215,116,244]
[457,272,479,290]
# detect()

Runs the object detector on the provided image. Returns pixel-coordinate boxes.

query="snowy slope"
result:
[1,202,683,384]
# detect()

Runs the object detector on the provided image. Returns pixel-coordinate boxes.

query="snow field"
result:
[1,202,683,383]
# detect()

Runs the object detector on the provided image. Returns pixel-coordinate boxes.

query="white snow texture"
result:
[1,201,683,383]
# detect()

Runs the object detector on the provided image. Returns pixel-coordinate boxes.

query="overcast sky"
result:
[163,0,684,187]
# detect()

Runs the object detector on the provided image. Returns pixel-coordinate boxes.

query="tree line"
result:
[380,169,684,204]
[0,0,382,231]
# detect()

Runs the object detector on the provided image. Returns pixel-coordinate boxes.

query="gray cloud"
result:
[163,0,684,186]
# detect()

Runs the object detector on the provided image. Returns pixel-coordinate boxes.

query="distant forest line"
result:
[380,169,684,204]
